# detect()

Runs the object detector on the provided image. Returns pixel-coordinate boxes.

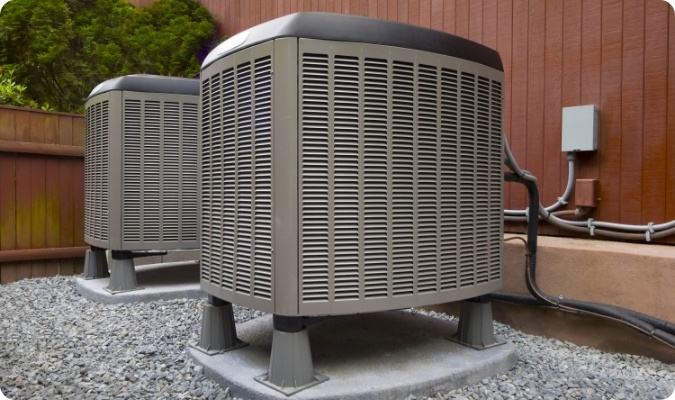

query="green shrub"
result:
[0,0,219,113]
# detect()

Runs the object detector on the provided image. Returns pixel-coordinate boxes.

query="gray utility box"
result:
[200,13,505,317]
[84,75,200,251]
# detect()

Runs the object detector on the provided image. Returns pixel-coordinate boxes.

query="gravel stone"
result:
[1,277,673,400]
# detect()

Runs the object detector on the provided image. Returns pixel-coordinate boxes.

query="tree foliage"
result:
[0,0,218,112]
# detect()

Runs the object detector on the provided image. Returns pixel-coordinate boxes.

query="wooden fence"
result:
[0,105,86,284]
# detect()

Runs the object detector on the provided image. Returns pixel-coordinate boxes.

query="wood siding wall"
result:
[129,0,675,244]
[0,106,86,283]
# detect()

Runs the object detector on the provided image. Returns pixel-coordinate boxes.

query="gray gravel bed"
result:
[0,276,673,400]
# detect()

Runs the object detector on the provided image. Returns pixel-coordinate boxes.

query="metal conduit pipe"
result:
[505,152,577,216]
[503,133,675,241]
[504,171,675,349]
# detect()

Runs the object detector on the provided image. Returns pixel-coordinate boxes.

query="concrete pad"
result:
[76,261,206,304]
[189,310,517,400]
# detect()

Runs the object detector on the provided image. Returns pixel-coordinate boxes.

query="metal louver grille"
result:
[201,54,274,303]
[84,100,110,242]
[299,44,503,309]
[121,97,200,246]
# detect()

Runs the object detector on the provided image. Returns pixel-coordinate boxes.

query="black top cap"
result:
[88,74,199,99]
[202,12,503,71]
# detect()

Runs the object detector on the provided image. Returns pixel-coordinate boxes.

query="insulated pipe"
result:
[504,172,675,348]
[505,152,576,216]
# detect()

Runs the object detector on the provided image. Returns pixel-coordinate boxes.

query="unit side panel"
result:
[84,92,114,249]
[200,41,275,312]
[119,91,200,251]
[298,39,504,316]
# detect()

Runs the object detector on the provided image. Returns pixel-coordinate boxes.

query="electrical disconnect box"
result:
[561,105,598,152]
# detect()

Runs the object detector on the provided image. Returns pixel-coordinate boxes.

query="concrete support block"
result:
[83,247,109,280]
[192,297,246,355]
[450,298,503,350]
[105,255,140,294]
[255,327,328,396]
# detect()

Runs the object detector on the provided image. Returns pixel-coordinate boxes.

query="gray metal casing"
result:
[84,75,200,251]
[200,16,504,317]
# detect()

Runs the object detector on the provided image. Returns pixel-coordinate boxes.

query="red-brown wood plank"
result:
[408,0,420,26]
[30,113,46,278]
[619,0,644,224]
[598,0,623,224]
[468,0,482,42]
[577,0,602,189]
[526,0,545,197]
[508,0,529,213]
[561,0,582,231]
[73,159,86,247]
[377,0,387,19]
[72,117,85,147]
[59,158,77,276]
[0,108,17,283]
[442,0,455,34]
[641,0,669,226]
[429,0,442,31]
[482,0,497,50]
[455,0,469,38]
[397,0,408,22]
[420,0,432,28]
[540,0,563,236]
[0,150,17,283]
[44,115,60,277]
[386,0,397,22]
[14,154,32,280]
[496,0,512,224]
[667,4,675,225]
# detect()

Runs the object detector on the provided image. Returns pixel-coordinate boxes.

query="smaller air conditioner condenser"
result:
[83,74,200,292]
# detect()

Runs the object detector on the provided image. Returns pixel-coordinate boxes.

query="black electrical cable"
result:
[503,172,675,349]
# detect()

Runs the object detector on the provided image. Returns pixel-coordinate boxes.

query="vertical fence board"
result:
[29,113,46,277]
[497,0,513,220]
[509,0,529,212]
[15,154,32,280]
[455,0,469,38]
[396,0,408,22]
[667,7,675,222]
[577,0,602,190]
[619,0,644,224]
[468,0,482,42]
[408,0,420,26]
[526,0,545,202]
[0,154,17,284]
[598,0,623,223]
[641,0,668,225]
[0,108,17,283]
[541,0,563,236]
[482,0,497,50]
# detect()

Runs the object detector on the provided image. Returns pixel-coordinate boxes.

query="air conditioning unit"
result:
[196,13,504,394]
[83,75,200,292]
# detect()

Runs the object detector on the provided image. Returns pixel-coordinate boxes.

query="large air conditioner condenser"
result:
[196,13,505,395]
[83,75,200,293]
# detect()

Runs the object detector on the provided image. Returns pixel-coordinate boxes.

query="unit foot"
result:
[105,251,142,293]
[83,246,109,279]
[449,296,504,350]
[255,315,328,396]
[191,296,246,355]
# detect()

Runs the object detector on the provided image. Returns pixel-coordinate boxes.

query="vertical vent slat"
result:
[300,53,330,302]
